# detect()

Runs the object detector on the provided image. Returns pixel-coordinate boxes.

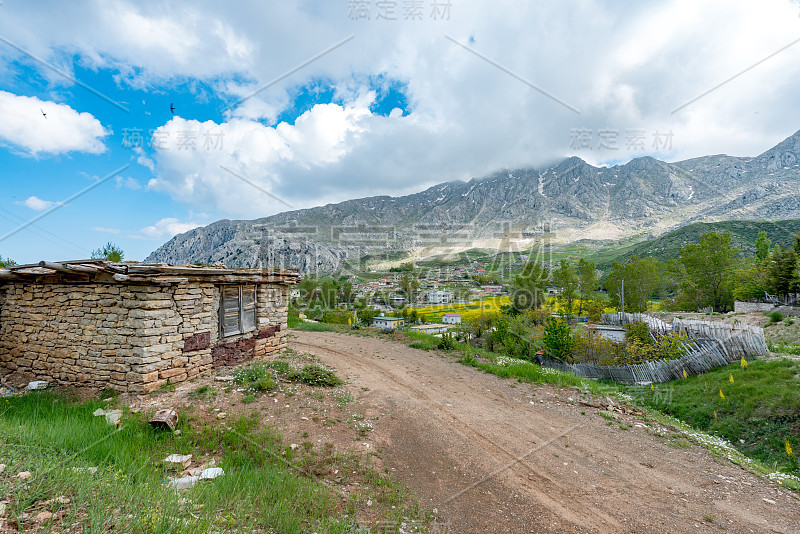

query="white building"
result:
[442,313,461,324]
[371,316,405,329]
[427,290,454,304]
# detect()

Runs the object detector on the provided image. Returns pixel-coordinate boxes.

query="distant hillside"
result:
[602,219,800,268]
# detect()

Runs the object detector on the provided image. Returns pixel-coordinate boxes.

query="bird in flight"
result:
[170,103,175,115]
[41,109,47,119]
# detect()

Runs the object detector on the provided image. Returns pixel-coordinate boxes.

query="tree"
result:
[605,256,661,313]
[298,276,319,303]
[765,245,798,300]
[398,274,420,303]
[91,242,124,262]
[542,318,575,362]
[576,258,598,316]
[319,279,339,308]
[553,259,578,317]
[339,282,354,304]
[675,232,738,312]
[0,255,16,268]
[755,231,771,262]
[511,260,549,312]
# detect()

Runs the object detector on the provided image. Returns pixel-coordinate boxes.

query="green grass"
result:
[0,391,426,532]
[620,358,800,474]
[292,321,335,332]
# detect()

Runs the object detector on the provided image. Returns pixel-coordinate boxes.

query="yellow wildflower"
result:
[719,389,725,400]
[729,374,734,383]
[713,410,717,420]
[740,357,748,368]
[650,383,654,391]
[787,440,794,460]
[683,369,688,379]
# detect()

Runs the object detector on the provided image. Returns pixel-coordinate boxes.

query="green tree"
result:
[553,259,578,317]
[542,318,575,362]
[675,232,738,312]
[576,258,598,316]
[91,242,124,262]
[755,231,771,261]
[339,282,354,304]
[511,261,549,312]
[733,260,770,301]
[605,256,661,313]
[0,255,16,268]
[298,276,319,303]
[398,274,420,303]
[765,245,798,300]
[319,279,339,308]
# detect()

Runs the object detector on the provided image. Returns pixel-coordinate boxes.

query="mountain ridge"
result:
[146,129,800,272]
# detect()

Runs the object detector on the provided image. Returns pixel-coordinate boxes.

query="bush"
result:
[233,363,277,392]
[767,311,784,323]
[266,360,291,375]
[437,332,456,350]
[357,308,379,325]
[584,300,606,322]
[287,364,343,387]
[624,321,653,345]
[322,308,352,325]
[542,318,575,362]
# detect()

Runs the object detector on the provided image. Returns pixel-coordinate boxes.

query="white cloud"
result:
[0,91,108,156]
[115,176,142,190]
[92,226,121,235]
[17,196,60,211]
[137,217,202,240]
[3,1,800,217]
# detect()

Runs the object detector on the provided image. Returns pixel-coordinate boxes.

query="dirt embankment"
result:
[290,330,800,534]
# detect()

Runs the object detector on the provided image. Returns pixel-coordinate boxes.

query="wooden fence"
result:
[540,313,769,384]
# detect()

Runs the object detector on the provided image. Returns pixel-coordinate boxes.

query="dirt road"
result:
[290,331,800,534]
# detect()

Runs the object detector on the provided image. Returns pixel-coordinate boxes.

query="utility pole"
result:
[620,279,625,325]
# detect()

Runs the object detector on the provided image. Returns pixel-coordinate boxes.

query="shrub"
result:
[767,311,784,324]
[266,361,291,375]
[287,364,343,387]
[322,308,352,325]
[233,363,277,392]
[624,321,653,345]
[437,332,457,350]
[357,308,379,325]
[584,300,606,322]
[572,330,625,365]
[542,318,575,362]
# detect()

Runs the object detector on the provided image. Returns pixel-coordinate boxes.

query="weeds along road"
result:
[290,330,800,534]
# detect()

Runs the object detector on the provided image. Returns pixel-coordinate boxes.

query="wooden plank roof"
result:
[0,260,300,285]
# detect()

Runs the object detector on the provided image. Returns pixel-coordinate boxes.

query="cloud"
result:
[0,91,108,155]
[115,176,142,190]
[136,217,202,240]
[3,0,800,218]
[17,196,61,211]
[92,226,121,235]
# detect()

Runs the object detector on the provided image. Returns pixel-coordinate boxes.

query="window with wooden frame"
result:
[220,285,257,338]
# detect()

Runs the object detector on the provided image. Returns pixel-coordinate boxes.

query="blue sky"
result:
[1,1,800,264]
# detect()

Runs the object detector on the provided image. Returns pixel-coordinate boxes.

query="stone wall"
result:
[0,280,290,393]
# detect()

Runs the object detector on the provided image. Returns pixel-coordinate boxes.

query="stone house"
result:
[0,260,299,393]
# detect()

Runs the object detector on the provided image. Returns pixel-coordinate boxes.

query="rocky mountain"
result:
[146,130,800,272]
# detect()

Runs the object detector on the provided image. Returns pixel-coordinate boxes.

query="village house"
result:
[371,315,405,329]
[442,313,462,324]
[0,260,299,393]
[426,290,454,305]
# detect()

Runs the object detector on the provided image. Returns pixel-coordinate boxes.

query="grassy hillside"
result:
[599,219,800,269]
